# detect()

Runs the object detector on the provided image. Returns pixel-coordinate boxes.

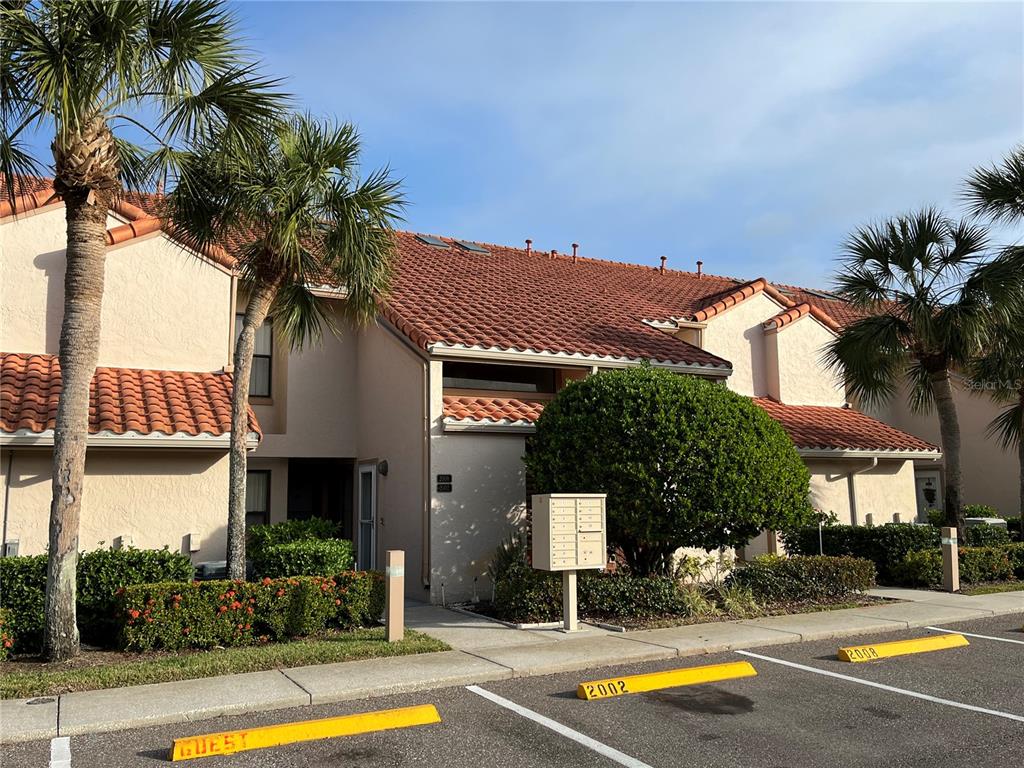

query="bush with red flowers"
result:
[117,572,384,651]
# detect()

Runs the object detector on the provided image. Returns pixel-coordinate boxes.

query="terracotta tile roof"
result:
[753,397,938,453]
[442,395,547,425]
[441,391,936,455]
[1,352,260,441]
[385,233,743,369]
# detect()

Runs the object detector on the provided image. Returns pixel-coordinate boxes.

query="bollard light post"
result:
[385,549,405,642]
[941,527,959,593]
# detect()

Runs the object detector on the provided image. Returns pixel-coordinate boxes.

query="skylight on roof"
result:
[455,240,489,254]
[805,288,846,301]
[416,234,449,248]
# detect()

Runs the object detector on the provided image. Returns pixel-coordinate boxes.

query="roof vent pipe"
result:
[550,249,557,259]
[525,238,532,255]
[572,243,579,263]
[659,255,667,274]
[696,260,703,279]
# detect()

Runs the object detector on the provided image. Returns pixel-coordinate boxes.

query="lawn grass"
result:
[0,628,448,700]
[962,581,1024,596]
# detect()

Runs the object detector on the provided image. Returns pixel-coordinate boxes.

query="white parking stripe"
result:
[926,626,1024,646]
[466,685,654,768]
[737,651,1024,723]
[49,736,71,768]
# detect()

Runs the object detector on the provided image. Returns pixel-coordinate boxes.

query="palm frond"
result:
[986,399,1024,451]
[824,314,910,409]
[964,146,1024,224]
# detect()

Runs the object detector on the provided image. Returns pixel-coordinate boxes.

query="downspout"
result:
[421,356,431,589]
[226,273,238,372]
[1,450,12,556]
[847,457,878,526]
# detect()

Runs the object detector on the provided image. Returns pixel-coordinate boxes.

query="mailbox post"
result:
[531,494,607,632]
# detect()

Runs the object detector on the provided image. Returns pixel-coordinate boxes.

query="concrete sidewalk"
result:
[2,587,1020,744]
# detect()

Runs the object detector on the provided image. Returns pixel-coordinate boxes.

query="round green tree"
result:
[525,366,813,575]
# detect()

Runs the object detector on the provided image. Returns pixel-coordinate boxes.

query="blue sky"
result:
[26,1,1019,290]
[231,1,1022,288]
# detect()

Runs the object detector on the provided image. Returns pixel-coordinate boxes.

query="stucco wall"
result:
[252,303,359,458]
[870,379,1019,516]
[1,206,232,372]
[768,317,845,406]
[429,429,528,604]
[699,291,783,397]
[1,448,230,561]
[805,458,918,525]
[355,323,427,599]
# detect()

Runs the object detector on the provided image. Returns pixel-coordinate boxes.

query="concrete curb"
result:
[2,592,1021,744]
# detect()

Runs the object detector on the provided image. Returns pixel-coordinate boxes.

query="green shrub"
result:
[251,539,355,578]
[963,524,1011,547]
[963,504,1000,519]
[118,572,384,651]
[578,575,685,620]
[525,366,814,575]
[727,555,876,602]
[248,519,342,561]
[1007,543,1024,578]
[0,608,15,661]
[77,548,194,642]
[1005,516,1021,542]
[892,545,1018,587]
[0,547,192,652]
[926,508,945,528]
[0,554,46,653]
[781,523,939,582]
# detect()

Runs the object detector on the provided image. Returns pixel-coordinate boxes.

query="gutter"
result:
[443,421,536,434]
[0,431,260,449]
[427,342,731,377]
[797,448,942,461]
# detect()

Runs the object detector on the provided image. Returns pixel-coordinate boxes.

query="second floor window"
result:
[236,313,273,397]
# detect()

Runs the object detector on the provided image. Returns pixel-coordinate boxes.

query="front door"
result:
[915,470,941,521]
[357,463,377,570]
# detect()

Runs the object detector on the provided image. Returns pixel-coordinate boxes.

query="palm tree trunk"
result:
[929,369,964,533]
[226,281,280,580]
[43,185,114,661]
[1018,391,1024,519]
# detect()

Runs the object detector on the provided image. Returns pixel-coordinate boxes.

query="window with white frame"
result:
[235,314,273,397]
[245,470,271,529]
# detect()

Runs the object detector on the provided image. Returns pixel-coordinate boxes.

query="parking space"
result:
[3,615,1022,767]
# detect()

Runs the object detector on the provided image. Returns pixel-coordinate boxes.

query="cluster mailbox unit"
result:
[531,493,607,631]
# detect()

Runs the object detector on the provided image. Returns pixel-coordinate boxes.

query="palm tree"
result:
[965,145,1024,517]
[825,209,1022,532]
[168,114,404,579]
[1,0,285,661]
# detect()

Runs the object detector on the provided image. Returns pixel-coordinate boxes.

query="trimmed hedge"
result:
[0,547,193,652]
[248,519,341,556]
[781,524,939,582]
[578,575,687,621]
[893,544,1021,587]
[963,525,1011,547]
[252,539,355,578]
[118,572,384,651]
[727,555,876,602]
[0,608,14,661]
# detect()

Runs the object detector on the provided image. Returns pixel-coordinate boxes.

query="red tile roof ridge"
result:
[401,231,749,284]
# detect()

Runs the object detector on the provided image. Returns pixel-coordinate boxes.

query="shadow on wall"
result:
[34,249,66,355]
[432,459,526,602]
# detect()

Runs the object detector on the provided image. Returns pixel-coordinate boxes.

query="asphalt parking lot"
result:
[4,615,1022,768]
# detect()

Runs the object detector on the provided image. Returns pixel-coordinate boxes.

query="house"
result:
[3,178,1010,604]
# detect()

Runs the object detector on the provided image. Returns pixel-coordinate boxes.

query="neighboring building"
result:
[5,178,1009,604]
